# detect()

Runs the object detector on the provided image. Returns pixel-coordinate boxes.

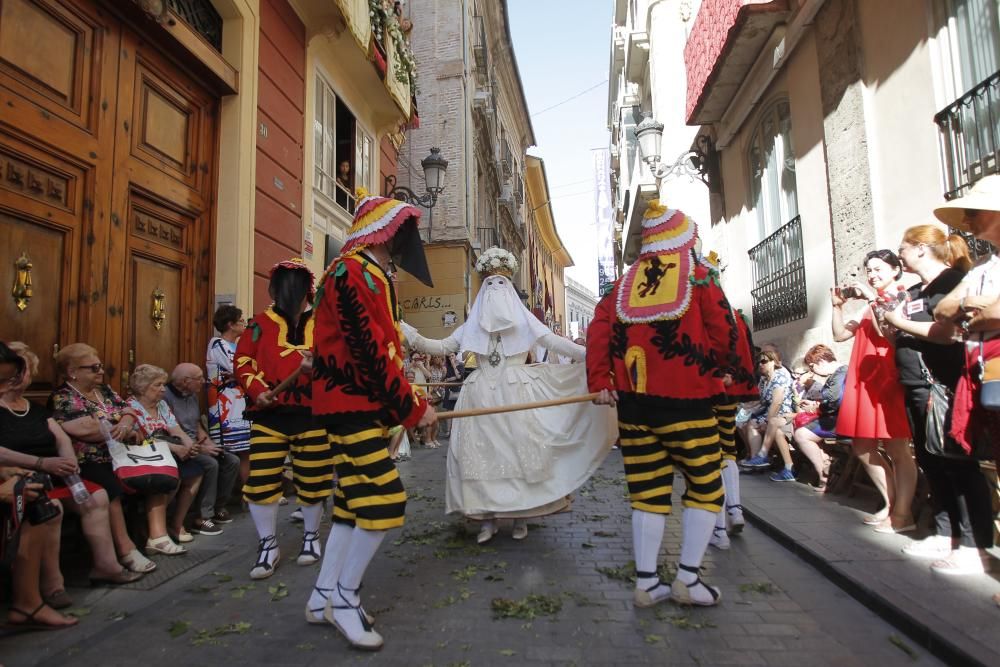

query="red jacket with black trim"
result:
[235,307,313,414]
[311,252,428,429]
[586,264,757,405]
[725,310,759,402]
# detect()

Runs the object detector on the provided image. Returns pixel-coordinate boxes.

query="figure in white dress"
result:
[401,248,616,543]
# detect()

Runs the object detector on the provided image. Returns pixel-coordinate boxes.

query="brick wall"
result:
[253,0,305,312]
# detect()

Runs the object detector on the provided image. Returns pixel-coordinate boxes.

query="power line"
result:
[530,80,608,118]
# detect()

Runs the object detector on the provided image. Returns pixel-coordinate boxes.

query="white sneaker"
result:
[930,547,989,576]
[709,527,731,551]
[726,505,745,535]
[902,535,953,559]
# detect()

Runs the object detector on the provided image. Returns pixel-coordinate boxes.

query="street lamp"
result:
[635,113,718,190]
[384,147,449,208]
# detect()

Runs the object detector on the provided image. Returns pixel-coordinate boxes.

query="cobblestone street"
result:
[3,441,944,666]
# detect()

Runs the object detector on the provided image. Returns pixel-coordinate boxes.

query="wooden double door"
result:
[0,0,218,392]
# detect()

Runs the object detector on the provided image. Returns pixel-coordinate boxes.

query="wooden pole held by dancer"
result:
[436,392,601,420]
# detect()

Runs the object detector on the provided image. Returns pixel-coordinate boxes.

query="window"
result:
[746,98,806,331]
[314,74,376,214]
[932,1,1000,256]
[748,100,798,240]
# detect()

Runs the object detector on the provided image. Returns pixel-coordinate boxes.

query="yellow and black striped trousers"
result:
[243,412,334,505]
[617,399,724,514]
[713,401,738,461]
[327,423,406,531]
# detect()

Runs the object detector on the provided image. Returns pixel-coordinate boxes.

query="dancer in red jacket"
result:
[236,259,333,580]
[587,202,750,608]
[304,190,437,651]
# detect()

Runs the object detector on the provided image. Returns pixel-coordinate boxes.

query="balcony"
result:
[748,215,806,331]
[684,0,791,125]
[934,71,1000,260]
[472,15,489,80]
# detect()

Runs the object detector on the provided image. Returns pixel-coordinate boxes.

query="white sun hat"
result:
[933,174,1000,231]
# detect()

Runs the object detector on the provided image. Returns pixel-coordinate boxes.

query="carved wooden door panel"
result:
[0,0,118,391]
[109,28,217,387]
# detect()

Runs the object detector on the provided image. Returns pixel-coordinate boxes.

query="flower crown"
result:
[476,247,518,278]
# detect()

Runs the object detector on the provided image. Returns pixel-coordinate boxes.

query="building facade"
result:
[525,154,573,333]
[0,0,416,393]
[565,276,599,339]
[393,0,537,340]
[681,0,999,360]
[607,0,714,275]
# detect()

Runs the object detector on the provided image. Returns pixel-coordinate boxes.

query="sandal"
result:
[250,535,280,580]
[297,530,322,566]
[325,583,383,651]
[862,509,890,525]
[175,529,195,544]
[120,548,157,573]
[7,602,78,631]
[305,586,375,626]
[873,515,916,534]
[669,564,721,607]
[145,536,187,556]
[90,568,144,585]
[42,589,73,610]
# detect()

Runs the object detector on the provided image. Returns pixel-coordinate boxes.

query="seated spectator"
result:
[207,305,252,488]
[739,347,795,469]
[50,344,157,575]
[165,363,239,535]
[773,345,847,484]
[128,364,204,553]
[0,466,76,630]
[1,342,143,592]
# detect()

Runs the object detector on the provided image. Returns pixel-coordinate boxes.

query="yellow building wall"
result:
[396,244,470,341]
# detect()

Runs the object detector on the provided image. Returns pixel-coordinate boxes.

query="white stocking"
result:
[678,508,716,582]
[721,459,741,508]
[300,503,323,534]
[632,509,666,587]
[248,501,278,540]
[307,522,353,617]
[338,528,387,604]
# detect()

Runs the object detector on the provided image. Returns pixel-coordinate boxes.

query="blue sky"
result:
[508,0,612,294]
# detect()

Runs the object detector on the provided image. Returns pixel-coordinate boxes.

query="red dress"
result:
[835,310,911,440]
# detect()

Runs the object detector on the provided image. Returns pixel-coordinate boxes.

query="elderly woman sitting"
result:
[128,364,205,552]
[49,343,158,574]
[771,345,847,484]
[1,342,142,593]
[0,342,77,630]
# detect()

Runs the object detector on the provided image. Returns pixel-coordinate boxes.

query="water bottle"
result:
[63,473,91,504]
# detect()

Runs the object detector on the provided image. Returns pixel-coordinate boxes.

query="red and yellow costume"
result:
[312,193,429,531]
[235,260,333,507]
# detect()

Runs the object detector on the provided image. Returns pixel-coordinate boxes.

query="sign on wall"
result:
[594,149,616,295]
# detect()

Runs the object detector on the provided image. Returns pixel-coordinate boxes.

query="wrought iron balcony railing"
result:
[934,70,1000,260]
[748,215,807,331]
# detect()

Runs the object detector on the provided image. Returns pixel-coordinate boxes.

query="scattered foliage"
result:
[491,594,563,620]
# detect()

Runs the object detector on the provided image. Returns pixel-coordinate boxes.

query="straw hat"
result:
[933,174,1000,231]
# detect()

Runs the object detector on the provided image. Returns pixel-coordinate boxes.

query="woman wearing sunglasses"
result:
[49,343,157,575]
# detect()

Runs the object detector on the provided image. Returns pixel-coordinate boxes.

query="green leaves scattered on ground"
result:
[563,591,606,608]
[231,583,256,599]
[65,607,91,618]
[212,571,233,583]
[268,582,289,601]
[393,520,451,546]
[593,530,617,537]
[451,565,480,582]
[644,633,665,644]
[498,649,516,656]
[739,582,779,595]
[654,609,717,630]
[191,621,252,646]
[168,620,191,638]
[491,594,563,620]
[584,514,610,521]
[107,610,129,622]
[296,642,315,651]
[888,634,918,660]
[434,587,472,608]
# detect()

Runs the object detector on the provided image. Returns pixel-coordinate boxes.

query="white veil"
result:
[455,274,552,356]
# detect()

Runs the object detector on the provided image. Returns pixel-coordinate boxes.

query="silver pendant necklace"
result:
[488,334,502,367]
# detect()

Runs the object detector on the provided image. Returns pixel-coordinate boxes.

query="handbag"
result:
[792,412,819,429]
[978,340,1000,410]
[919,356,990,460]
[108,434,179,494]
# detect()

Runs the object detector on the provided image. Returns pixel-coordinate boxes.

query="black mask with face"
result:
[389,219,434,287]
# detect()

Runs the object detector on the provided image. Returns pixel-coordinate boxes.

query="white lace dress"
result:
[402,325,617,518]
